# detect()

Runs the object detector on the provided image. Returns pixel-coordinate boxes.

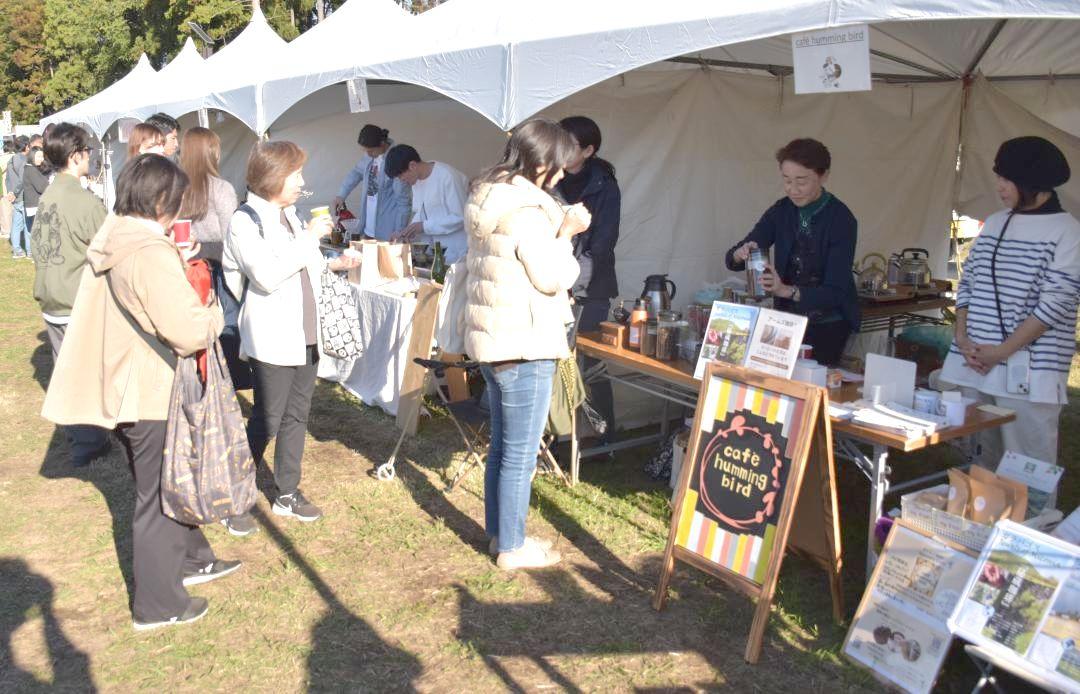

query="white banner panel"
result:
[792,24,871,94]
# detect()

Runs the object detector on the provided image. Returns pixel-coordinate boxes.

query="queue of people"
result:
[14,112,1077,628]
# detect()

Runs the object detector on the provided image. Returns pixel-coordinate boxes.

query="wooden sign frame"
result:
[653,361,842,663]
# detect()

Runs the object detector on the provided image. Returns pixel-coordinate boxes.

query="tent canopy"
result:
[87,39,206,137]
[44,1,1080,136]
[42,53,158,136]
[152,5,289,132]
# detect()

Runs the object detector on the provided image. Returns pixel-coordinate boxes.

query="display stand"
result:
[396,281,443,436]
[653,361,842,663]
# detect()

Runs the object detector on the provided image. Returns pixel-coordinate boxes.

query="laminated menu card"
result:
[844,521,977,694]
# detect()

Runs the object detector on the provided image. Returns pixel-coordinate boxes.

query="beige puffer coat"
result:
[464,176,578,362]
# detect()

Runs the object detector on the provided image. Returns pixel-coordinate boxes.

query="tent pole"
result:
[869,49,954,80]
[963,19,1007,78]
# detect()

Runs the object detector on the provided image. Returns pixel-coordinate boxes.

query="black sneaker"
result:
[182,559,242,587]
[221,512,258,537]
[272,490,322,522]
[133,596,209,631]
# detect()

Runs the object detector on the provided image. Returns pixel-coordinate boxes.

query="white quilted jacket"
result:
[464,176,578,362]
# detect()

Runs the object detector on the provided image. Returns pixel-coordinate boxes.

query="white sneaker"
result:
[488,535,553,556]
[496,539,561,571]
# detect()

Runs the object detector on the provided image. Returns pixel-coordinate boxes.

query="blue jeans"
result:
[481,359,556,553]
[10,202,29,257]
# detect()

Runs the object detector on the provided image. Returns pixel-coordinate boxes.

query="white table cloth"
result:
[318,278,421,416]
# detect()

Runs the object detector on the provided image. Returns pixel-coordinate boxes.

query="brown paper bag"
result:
[377,242,413,280]
[969,466,1027,522]
[946,469,970,516]
[347,240,381,287]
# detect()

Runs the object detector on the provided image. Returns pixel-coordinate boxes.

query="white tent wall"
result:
[539,68,960,309]
[959,76,1080,221]
[262,83,507,215]
[993,79,1080,140]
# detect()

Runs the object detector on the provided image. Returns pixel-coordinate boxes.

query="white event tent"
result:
[41,0,1080,316]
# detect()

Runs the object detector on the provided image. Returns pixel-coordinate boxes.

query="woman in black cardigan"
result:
[725,138,859,365]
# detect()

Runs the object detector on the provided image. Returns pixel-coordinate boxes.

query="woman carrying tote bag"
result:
[41,154,241,631]
[221,141,358,536]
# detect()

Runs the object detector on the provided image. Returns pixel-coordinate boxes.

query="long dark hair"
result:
[179,127,221,221]
[559,115,616,181]
[474,118,576,191]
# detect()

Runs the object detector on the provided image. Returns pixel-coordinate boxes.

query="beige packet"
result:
[968,474,1011,524]
[970,466,1027,522]
[946,469,970,516]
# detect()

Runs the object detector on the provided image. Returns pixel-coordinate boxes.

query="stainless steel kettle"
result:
[898,248,932,287]
[641,274,676,318]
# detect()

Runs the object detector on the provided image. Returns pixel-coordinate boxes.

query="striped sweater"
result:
[940,207,1080,404]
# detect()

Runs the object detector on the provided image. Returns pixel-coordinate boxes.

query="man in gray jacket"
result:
[5,136,31,258]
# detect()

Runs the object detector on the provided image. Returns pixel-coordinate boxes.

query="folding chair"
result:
[378,355,570,488]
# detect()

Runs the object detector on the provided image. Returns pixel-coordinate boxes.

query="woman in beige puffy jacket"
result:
[464,119,592,570]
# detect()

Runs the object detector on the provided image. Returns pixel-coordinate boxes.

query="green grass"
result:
[1,251,1076,692]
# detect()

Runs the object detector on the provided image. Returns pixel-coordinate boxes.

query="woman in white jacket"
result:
[465,119,592,570]
[222,141,356,534]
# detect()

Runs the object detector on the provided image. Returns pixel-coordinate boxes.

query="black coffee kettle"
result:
[641,274,676,317]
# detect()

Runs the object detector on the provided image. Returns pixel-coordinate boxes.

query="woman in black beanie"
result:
[941,136,1080,466]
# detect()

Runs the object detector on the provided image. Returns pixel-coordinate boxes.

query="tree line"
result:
[0,0,441,124]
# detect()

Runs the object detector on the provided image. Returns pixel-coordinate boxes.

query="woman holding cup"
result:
[725,138,859,365]
[464,119,591,570]
[178,127,239,263]
[221,141,358,535]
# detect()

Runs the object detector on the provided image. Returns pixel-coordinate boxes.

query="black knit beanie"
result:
[993,136,1070,191]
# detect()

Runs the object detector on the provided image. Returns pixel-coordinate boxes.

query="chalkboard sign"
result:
[654,361,842,663]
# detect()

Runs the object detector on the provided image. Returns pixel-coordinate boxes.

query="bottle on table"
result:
[431,241,447,284]
[628,298,649,350]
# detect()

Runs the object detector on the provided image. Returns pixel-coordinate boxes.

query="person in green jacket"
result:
[31,123,111,466]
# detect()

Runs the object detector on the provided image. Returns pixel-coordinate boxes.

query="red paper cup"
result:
[172,219,192,247]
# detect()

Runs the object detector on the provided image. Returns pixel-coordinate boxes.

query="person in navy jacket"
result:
[725,138,859,365]
[557,116,620,436]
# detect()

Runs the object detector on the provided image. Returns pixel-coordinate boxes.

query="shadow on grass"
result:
[0,557,94,691]
[38,427,136,614]
[248,505,422,692]
[30,332,50,392]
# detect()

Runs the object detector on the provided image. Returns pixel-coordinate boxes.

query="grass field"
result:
[1,253,1076,692]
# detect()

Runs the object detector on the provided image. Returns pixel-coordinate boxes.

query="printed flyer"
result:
[949,521,1080,692]
[844,523,976,694]
[846,595,949,694]
[996,451,1064,518]
[694,302,759,379]
[1028,573,1080,686]
[744,308,808,379]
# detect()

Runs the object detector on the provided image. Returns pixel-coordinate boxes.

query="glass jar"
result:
[656,310,682,361]
[640,319,658,357]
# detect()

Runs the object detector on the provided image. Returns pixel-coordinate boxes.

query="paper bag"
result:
[347,240,382,287]
[377,242,412,280]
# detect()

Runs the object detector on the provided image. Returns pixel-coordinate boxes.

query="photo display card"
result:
[844,522,977,694]
[693,302,807,381]
[694,302,759,379]
[744,308,808,379]
[948,520,1080,692]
